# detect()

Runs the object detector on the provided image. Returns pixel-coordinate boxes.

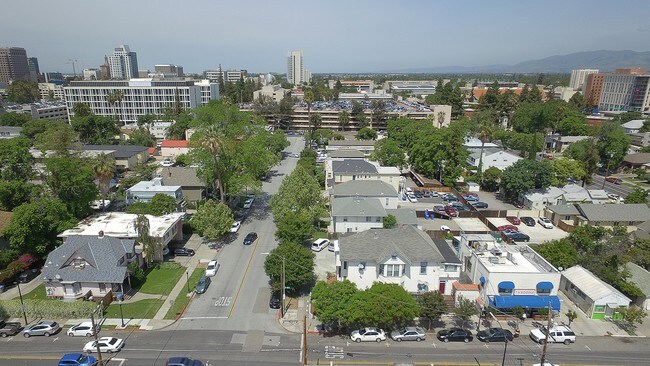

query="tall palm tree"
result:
[93,153,116,209]
[338,110,350,131]
[303,87,314,147]
[475,112,495,181]
[196,125,227,202]
[106,90,125,125]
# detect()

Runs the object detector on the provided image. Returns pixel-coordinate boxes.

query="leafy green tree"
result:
[0,137,34,181]
[34,121,80,153]
[148,194,178,215]
[271,165,326,223]
[6,80,39,104]
[473,110,497,179]
[5,198,76,255]
[618,306,648,329]
[71,114,120,145]
[564,138,599,186]
[20,119,51,139]
[625,188,648,204]
[568,92,586,110]
[135,214,160,265]
[0,180,38,211]
[136,114,157,131]
[174,153,192,167]
[304,87,315,144]
[126,127,156,147]
[311,280,359,327]
[481,166,502,192]
[0,112,31,126]
[191,200,233,240]
[532,240,579,270]
[374,139,406,170]
[264,241,315,293]
[478,81,501,111]
[355,127,377,140]
[501,159,553,200]
[44,155,98,218]
[612,112,643,124]
[345,283,419,330]
[419,291,447,329]
[455,297,478,328]
[425,80,464,118]
[92,152,116,203]
[275,211,315,245]
[371,100,387,127]
[383,214,397,229]
[351,100,367,128]
[597,122,631,169]
[497,89,520,122]
[566,309,578,326]
[550,158,586,187]
[72,102,92,118]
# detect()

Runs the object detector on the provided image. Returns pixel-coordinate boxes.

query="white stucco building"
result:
[467,148,522,173]
[336,226,461,294]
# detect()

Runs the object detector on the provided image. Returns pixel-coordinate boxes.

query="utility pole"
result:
[90,311,104,366]
[501,337,508,366]
[281,257,286,318]
[539,303,553,366]
[302,313,307,365]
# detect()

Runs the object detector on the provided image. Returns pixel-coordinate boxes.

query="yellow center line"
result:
[227,236,260,317]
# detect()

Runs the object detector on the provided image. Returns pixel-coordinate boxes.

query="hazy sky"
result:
[2,0,649,74]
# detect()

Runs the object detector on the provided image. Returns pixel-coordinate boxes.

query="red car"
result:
[506,216,521,225]
[498,225,519,232]
[605,177,622,185]
[445,205,458,217]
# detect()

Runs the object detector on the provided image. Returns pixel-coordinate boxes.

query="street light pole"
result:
[185,271,190,293]
[14,281,28,326]
[281,257,286,318]
[119,300,125,327]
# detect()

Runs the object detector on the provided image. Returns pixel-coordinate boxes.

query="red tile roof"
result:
[161,140,188,148]
[452,281,480,291]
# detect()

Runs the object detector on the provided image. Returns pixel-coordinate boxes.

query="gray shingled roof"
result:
[577,203,650,222]
[625,262,650,296]
[549,204,581,216]
[42,235,135,284]
[339,225,447,264]
[331,180,397,197]
[161,167,205,187]
[329,150,365,158]
[385,209,418,226]
[332,160,378,174]
[329,140,375,147]
[331,197,387,217]
[433,239,462,264]
[623,153,650,165]
[82,145,148,159]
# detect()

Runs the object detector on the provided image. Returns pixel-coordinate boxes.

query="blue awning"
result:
[488,295,560,311]
[498,281,515,290]
[537,282,554,290]
[479,276,486,284]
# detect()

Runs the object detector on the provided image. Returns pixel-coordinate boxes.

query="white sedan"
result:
[350,328,386,343]
[205,260,220,277]
[83,337,125,353]
[67,322,98,337]
[407,194,418,203]
[160,159,174,167]
[538,217,554,229]
[243,198,254,209]
[230,221,241,233]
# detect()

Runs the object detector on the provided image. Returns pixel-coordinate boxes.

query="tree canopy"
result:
[271,165,326,223]
[190,200,234,240]
[373,139,406,170]
[71,114,120,145]
[500,159,552,200]
[264,241,315,293]
[6,80,39,104]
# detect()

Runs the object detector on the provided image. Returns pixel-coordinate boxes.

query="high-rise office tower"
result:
[0,47,30,82]
[287,50,305,85]
[108,45,139,79]
[27,57,40,82]
[569,69,599,90]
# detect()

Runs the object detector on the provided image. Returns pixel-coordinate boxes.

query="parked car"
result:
[350,327,386,343]
[243,232,258,245]
[390,327,426,342]
[512,201,525,209]
[230,220,241,233]
[58,353,97,366]
[83,336,125,353]
[506,216,521,225]
[311,238,330,252]
[195,276,211,294]
[205,260,219,277]
[160,159,174,167]
[18,268,40,283]
[443,194,458,202]
[444,205,458,217]
[422,190,431,198]
[243,197,254,209]
[0,320,21,338]
[327,240,336,252]
[174,248,195,256]
[67,322,98,337]
[436,328,474,343]
[462,194,479,202]
[505,231,531,242]
[269,291,281,309]
[529,325,576,345]
[521,216,536,226]
[165,357,204,366]
[434,205,446,213]
[471,202,488,209]
[605,176,622,184]
[538,217,554,229]
[407,194,418,203]
[429,191,439,197]
[476,327,514,343]
[405,187,413,194]
[497,225,518,232]
[23,320,60,337]
[414,191,423,199]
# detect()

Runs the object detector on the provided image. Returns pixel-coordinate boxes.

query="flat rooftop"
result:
[476,245,557,274]
[60,212,183,239]
[454,218,491,232]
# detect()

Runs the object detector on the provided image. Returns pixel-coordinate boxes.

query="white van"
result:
[328,240,338,252]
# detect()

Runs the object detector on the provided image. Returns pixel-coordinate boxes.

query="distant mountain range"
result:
[388,50,650,74]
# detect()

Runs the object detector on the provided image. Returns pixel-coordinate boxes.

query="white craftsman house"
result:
[336,226,461,295]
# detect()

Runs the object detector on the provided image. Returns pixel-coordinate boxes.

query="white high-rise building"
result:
[570,69,599,90]
[108,45,139,79]
[287,50,306,85]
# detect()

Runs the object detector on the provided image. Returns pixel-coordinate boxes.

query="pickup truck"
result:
[0,320,22,337]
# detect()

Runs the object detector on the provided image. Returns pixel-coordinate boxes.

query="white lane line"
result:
[180,316,229,320]
[585,344,592,351]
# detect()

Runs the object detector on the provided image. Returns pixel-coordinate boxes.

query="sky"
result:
[2,0,650,74]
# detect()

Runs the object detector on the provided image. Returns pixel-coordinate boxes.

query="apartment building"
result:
[570,69,599,90]
[287,50,308,85]
[598,68,650,113]
[38,83,65,100]
[64,79,219,123]
[204,69,247,83]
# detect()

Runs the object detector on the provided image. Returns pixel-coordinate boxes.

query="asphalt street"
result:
[587,174,634,198]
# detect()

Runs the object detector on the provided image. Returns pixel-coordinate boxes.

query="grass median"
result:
[164,268,203,320]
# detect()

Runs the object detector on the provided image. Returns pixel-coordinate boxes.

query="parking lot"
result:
[487,217,569,243]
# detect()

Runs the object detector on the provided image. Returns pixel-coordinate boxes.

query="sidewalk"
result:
[0,278,41,301]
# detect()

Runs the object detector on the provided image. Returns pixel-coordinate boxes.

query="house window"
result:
[343,261,347,270]
[99,283,107,293]
[445,265,457,272]
[366,216,371,222]
[343,217,348,222]
[376,217,381,222]
[420,262,427,275]
[384,264,402,277]
[379,265,384,275]
[385,198,389,206]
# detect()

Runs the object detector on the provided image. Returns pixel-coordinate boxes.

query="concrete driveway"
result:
[487,217,569,243]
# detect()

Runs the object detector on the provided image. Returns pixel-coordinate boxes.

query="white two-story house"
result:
[324,159,401,191]
[336,226,461,295]
[330,180,399,209]
[330,197,387,233]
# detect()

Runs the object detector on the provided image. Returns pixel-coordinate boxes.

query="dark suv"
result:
[243,232,258,245]
[269,291,281,309]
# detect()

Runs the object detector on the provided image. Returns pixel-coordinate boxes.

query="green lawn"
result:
[104,299,164,320]
[312,231,328,240]
[22,283,47,300]
[138,265,186,295]
[164,268,204,320]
